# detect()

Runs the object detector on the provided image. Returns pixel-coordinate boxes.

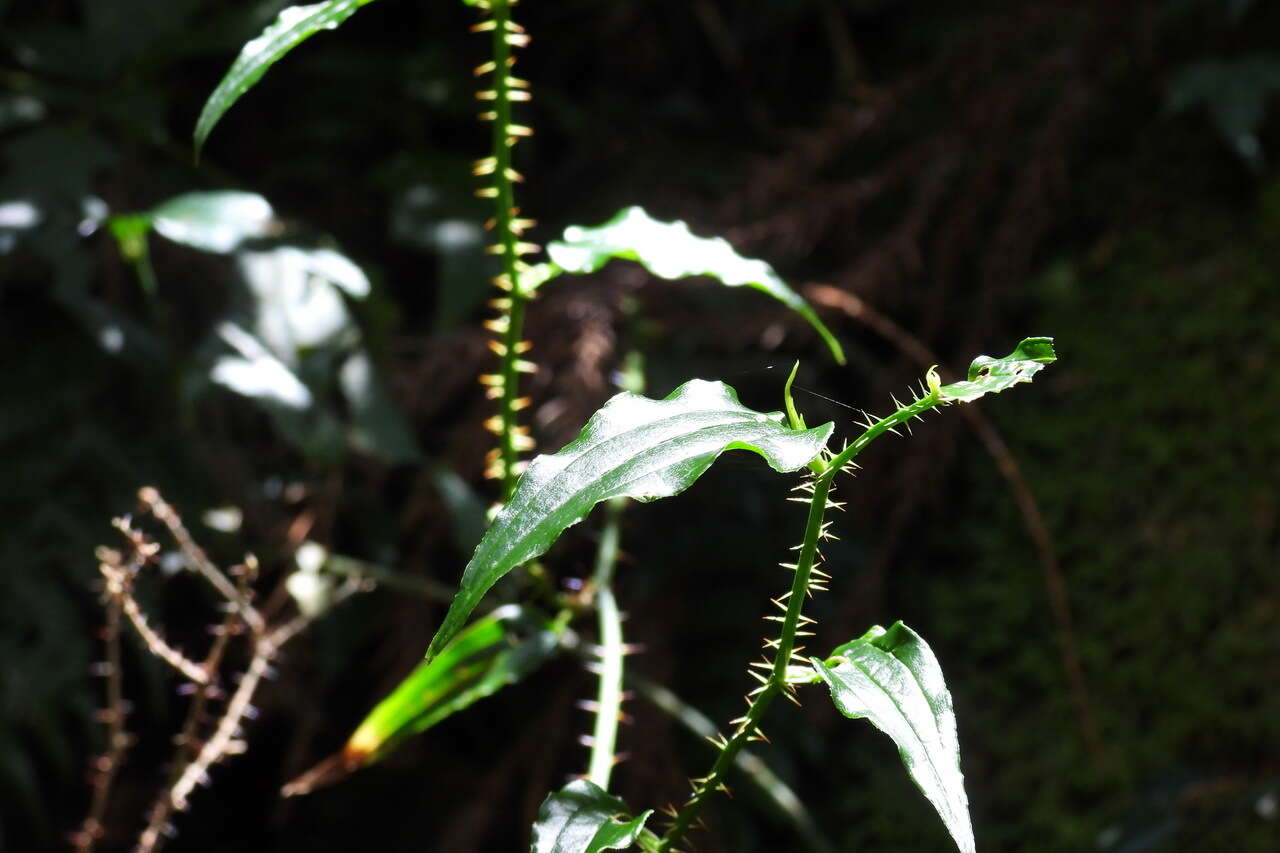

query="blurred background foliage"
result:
[1,0,1277,850]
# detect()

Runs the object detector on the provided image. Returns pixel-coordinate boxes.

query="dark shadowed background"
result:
[2,0,1277,851]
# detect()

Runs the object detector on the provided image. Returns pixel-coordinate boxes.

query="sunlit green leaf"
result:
[147,191,276,253]
[938,337,1056,403]
[349,605,558,763]
[194,0,380,153]
[540,206,846,364]
[425,380,834,660]
[530,779,653,853]
[808,622,974,853]
[283,605,559,796]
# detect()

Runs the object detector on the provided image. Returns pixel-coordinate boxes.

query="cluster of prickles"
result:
[656,470,846,850]
[468,0,538,495]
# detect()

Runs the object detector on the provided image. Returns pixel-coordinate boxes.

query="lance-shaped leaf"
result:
[542,206,846,365]
[282,606,559,796]
[530,779,653,853]
[938,337,1056,403]
[808,622,975,853]
[195,1,380,153]
[426,380,833,661]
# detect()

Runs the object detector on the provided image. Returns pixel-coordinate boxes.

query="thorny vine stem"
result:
[473,0,537,502]
[804,283,1104,763]
[659,388,944,852]
[657,475,832,852]
[628,674,835,853]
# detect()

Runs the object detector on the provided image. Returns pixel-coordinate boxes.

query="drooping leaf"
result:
[808,622,975,853]
[542,206,846,364]
[194,0,380,153]
[425,379,833,660]
[530,779,653,853]
[147,191,276,253]
[938,337,1056,403]
[282,605,559,796]
[348,604,558,763]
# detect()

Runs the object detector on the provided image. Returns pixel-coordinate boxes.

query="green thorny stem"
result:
[657,381,945,853]
[473,0,536,502]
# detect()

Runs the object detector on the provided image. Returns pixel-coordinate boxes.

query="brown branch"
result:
[98,555,209,685]
[805,283,1107,765]
[72,578,130,852]
[136,574,361,853]
[138,487,265,635]
[136,559,251,851]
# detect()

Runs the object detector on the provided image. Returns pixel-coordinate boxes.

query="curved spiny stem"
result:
[658,473,834,851]
[660,378,946,851]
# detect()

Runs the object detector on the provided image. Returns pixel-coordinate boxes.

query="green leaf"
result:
[530,779,652,853]
[348,605,558,763]
[147,191,276,253]
[426,380,833,661]
[938,336,1056,403]
[809,622,975,853]
[283,606,559,796]
[194,0,379,153]
[544,206,846,364]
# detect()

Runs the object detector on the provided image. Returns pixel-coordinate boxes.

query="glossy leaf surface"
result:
[938,337,1056,403]
[544,206,845,364]
[349,605,558,764]
[194,1,378,152]
[810,622,975,853]
[530,779,652,853]
[282,606,558,796]
[425,380,833,660]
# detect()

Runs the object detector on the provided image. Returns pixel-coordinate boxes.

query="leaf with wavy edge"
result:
[808,622,975,853]
[535,206,845,364]
[425,379,833,661]
[195,1,379,154]
[938,337,1056,403]
[531,780,653,853]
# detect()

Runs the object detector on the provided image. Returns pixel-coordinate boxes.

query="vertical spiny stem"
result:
[586,498,626,789]
[474,0,536,502]
[770,475,831,686]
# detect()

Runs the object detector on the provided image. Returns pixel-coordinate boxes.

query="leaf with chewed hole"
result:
[424,379,833,661]
[938,337,1056,403]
